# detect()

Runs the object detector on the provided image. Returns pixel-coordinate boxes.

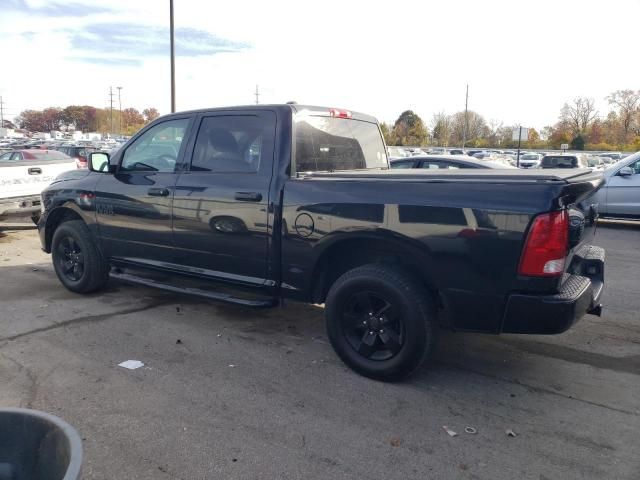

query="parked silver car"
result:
[592,153,640,218]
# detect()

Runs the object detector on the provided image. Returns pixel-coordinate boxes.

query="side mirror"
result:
[89,152,111,173]
[618,166,634,177]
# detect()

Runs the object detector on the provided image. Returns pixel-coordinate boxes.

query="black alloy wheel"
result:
[342,291,405,361]
[56,236,85,282]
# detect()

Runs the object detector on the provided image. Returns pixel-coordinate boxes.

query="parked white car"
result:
[0,149,78,223]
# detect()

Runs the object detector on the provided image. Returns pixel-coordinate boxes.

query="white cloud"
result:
[1,0,639,131]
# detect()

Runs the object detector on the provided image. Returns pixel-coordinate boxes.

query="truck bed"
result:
[301,168,603,184]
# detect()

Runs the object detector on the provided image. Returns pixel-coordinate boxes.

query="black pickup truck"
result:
[38,104,605,381]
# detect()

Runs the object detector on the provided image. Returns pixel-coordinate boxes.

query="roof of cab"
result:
[156,104,379,124]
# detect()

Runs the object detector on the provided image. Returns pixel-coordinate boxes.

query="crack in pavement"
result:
[438,361,640,417]
[0,351,38,408]
[0,300,171,343]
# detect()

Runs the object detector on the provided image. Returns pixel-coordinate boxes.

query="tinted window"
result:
[420,161,462,169]
[390,161,414,169]
[191,115,273,173]
[541,156,577,168]
[122,118,189,172]
[0,152,13,162]
[295,116,387,172]
[399,205,468,225]
[629,160,640,174]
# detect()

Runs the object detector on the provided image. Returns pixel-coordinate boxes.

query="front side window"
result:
[191,115,273,173]
[121,118,189,172]
[628,159,640,174]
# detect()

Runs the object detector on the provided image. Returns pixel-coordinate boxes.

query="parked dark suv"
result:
[54,146,97,169]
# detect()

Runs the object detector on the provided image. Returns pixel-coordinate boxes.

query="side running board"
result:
[109,271,279,308]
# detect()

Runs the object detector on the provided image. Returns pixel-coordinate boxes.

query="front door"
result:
[606,158,640,217]
[95,117,192,264]
[172,111,276,286]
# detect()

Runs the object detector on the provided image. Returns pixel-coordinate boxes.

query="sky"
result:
[1,0,639,131]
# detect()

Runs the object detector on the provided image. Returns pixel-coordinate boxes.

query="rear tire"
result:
[325,264,436,382]
[51,220,109,293]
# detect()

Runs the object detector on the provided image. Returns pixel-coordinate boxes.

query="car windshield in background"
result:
[520,154,538,160]
[295,116,387,172]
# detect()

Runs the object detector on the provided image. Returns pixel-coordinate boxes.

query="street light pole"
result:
[462,84,469,150]
[170,0,176,113]
[117,86,122,135]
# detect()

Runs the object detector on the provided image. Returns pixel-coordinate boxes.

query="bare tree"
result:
[560,97,597,135]
[607,89,640,137]
[430,112,452,146]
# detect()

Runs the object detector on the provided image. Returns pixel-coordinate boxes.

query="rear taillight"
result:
[518,210,569,277]
[329,108,352,119]
[75,157,88,169]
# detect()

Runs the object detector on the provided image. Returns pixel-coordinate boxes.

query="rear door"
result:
[94,116,193,263]
[172,110,276,286]
[605,158,640,217]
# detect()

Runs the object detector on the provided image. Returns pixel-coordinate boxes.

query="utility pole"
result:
[117,86,123,135]
[170,0,176,113]
[0,96,4,128]
[254,85,260,105]
[461,84,469,150]
[109,86,115,136]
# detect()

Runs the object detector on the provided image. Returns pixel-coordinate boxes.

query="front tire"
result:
[51,220,109,293]
[325,264,436,382]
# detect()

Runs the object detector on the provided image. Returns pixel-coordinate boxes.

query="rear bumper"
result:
[501,246,605,334]
[0,196,42,219]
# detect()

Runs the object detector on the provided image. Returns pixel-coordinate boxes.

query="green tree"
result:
[391,110,428,146]
[570,134,585,150]
[379,122,394,145]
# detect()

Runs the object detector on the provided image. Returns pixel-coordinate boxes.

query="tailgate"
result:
[0,161,76,199]
[558,170,604,265]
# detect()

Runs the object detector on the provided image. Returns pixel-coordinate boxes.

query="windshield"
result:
[295,115,388,172]
[520,154,538,160]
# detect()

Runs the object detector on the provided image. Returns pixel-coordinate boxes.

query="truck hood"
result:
[51,169,92,184]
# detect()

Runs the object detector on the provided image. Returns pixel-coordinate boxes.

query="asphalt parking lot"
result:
[0,223,639,480]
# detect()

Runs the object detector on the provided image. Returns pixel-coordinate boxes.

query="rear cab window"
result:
[294,110,388,173]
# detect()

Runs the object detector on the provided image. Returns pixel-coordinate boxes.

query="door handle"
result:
[148,187,170,197]
[28,167,42,175]
[235,192,262,202]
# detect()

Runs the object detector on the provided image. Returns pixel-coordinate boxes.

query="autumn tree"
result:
[379,122,393,145]
[430,112,452,146]
[606,89,639,140]
[559,97,597,136]
[143,108,160,123]
[391,110,429,146]
[16,110,46,132]
[450,110,487,146]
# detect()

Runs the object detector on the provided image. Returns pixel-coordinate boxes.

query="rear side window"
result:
[295,116,387,172]
[191,114,274,173]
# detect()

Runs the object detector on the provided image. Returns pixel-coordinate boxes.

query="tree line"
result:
[382,89,640,151]
[11,105,161,136]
